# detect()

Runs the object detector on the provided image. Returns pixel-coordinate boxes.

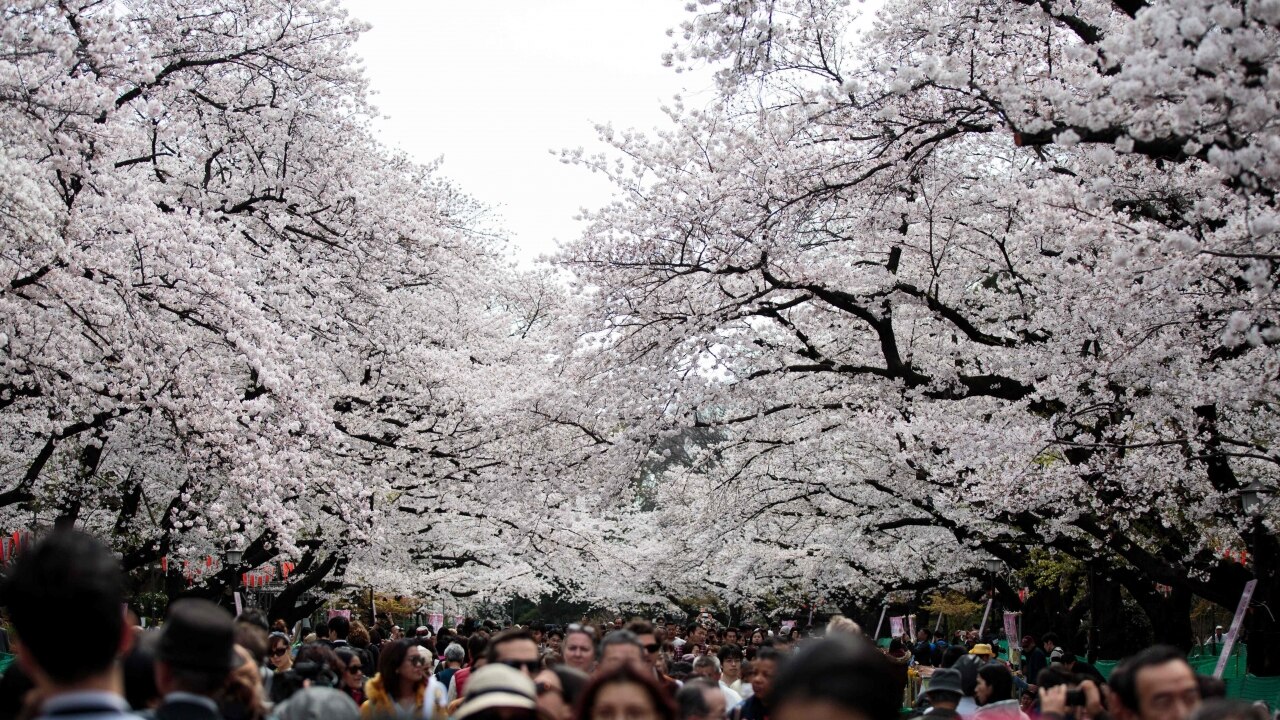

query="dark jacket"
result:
[154,697,223,720]
[729,695,769,720]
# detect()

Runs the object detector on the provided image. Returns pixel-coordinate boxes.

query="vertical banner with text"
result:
[1215,580,1257,679]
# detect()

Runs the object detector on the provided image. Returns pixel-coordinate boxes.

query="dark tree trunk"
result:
[1246,521,1280,677]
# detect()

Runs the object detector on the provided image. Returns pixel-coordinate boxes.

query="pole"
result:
[874,605,888,639]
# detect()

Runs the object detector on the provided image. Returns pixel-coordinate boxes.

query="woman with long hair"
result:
[335,646,368,706]
[574,663,675,720]
[361,639,442,719]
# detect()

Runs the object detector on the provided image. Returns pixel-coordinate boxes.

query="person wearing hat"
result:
[8,531,137,720]
[452,664,537,720]
[970,644,996,661]
[154,598,241,720]
[916,667,965,720]
[1020,636,1048,687]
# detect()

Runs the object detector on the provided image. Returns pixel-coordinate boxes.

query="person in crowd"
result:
[273,686,360,720]
[435,643,466,688]
[361,639,443,719]
[350,622,378,670]
[975,663,1029,720]
[565,625,598,675]
[949,649,984,717]
[1203,627,1228,651]
[329,616,351,649]
[1021,636,1048,686]
[123,632,162,713]
[769,634,898,720]
[547,629,565,656]
[1018,689,1037,718]
[684,624,709,658]
[335,647,367,706]
[534,665,588,720]
[915,629,936,666]
[747,629,765,649]
[487,628,541,679]
[153,599,242,720]
[452,664,537,720]
[597,631,646,675]
[718,644,749,698]
[728,646,783,720]
[914,667,964,720]
[1041,634,1059,658]
[675,678,725,720]
[219,645,268,720]
[886,638,913,702]
[691,655,742,709]
[447,633,492,704]
[1189,699,1270,720]
[268,632,294,672]
[970,644,996,662]
[723,628,740,647]
[627,620,680,698]
[6,531,135,720]
[1103,645,1202,720]
[667,661,694,682]
[826,616,863,636]
[1050,647,1106,686]
[576,663,677,720]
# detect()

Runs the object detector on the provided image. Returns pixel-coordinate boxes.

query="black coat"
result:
[154,699,223,720]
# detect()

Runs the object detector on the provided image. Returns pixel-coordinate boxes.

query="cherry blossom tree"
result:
[560,0,1280,668]
[0,0,597,615]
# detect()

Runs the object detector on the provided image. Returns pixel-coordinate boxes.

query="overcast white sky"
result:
[349,1,713,264]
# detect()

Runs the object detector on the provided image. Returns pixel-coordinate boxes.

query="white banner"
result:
[977,598,994,637]
[1215,580,1257,679]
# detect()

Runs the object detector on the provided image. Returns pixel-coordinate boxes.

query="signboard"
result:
[908,615,917,639]
[890,616,905,638]
[327,609,351,621]
[1215,580,1257,679]
[428,612,444,632]
[233,592,243,617]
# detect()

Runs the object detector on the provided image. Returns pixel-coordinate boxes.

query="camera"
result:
[1065,689,1087,707]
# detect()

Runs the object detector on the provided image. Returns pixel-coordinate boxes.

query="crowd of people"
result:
[0,531,1272,720]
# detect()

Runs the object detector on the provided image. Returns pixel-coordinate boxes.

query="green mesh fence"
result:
[0,653,13,677]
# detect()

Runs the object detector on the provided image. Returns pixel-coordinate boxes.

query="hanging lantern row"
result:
[159,556,297,584]
[0,531,33,565]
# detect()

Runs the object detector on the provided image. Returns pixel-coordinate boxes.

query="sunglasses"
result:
[408,656,428,666]
[644,643,661,653]
[567,623,597,637]
[347,665,363,674]
[501,659,540,673]
[271,647,289,657]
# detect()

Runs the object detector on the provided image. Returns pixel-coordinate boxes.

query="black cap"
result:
[158,599,239,672]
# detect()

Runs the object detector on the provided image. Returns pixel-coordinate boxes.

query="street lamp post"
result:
[1239,481,1275,675]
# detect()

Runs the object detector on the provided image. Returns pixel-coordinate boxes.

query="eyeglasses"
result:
[271,647,289,657]
[501,659,540,672]
[644,643,661,653]
[408,656,428,666]
[347,665,363,674]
